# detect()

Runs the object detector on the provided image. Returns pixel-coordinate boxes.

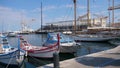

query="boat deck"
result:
[39,46,120,68]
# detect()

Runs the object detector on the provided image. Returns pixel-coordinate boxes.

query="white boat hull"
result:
[75,37,113,42]
[7,33,16,37]
[28,49,58,58]
[73,35,117,42]
[60,42,81,53]
[108,40,120,46]
[0,50,25,65]
[20,33,60,58]
[21,45,59,58]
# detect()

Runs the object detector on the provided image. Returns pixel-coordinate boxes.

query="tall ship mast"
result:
[41,2,43,32]
[73,0,77,34]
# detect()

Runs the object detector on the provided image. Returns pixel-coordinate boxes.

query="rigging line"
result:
[6,51,16,68]
[29,56,47,65]
[91,0,96,19]
[47,0,59,23]
[76,0,80,18]
[114,0,120,4]
[28,56,42,65]
[61,8,72,30]
[64,5,73,22]
[64,0,73,21]
[77,0,89,18]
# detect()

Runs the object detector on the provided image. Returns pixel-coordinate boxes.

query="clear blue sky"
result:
[0,0,119,32]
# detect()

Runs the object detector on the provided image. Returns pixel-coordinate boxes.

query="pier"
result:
[39,45,120,68]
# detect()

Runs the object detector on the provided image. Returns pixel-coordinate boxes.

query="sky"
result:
[0,0,120,32]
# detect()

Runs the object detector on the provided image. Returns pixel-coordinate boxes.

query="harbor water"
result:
[0,34,117,68]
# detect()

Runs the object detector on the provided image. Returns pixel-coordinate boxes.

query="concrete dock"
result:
[39,46,120,68]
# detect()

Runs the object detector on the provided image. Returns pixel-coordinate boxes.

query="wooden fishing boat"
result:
[0,35,25,65]
[20,34,60,58]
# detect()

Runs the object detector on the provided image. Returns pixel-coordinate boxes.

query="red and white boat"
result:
[19,34,60,58]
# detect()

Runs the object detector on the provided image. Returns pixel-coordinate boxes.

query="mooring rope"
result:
[6,51,16,68]
[29,56,47,65]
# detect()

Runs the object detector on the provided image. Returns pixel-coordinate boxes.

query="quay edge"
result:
[38,45,120,68]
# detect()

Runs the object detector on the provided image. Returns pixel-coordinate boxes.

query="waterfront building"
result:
[43,14,108,32]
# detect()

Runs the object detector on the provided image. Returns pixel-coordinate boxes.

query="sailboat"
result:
[72,0,118,42]
[0,34,25,65]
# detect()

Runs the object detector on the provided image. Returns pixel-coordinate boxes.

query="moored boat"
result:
[73,34,118,42]
[20,33,60,58]
[7,32,17,37]
[63,31,72,35]
[35,31,48,34]
[46,33,81,53]
[108,39,120,46]
[0,35,25,66]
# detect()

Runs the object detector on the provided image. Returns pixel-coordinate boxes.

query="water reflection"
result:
[21,34,47,46]
[77,42,116,56]
[7,34,47,47]
[0,34,117,67]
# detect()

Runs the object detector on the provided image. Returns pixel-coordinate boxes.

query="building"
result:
[43,14,108,32]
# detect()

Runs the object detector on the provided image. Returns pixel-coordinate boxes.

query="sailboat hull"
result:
[72,35,118,42]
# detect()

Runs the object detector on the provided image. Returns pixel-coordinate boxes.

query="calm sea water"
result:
[0,34,116,68]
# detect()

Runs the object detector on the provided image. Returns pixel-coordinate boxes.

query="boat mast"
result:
[41,2,43,32]
[73,0,77,34]
[108,0,111,27]
[87,0,90,27]
[112,0,114,24]
[2,20,4,33]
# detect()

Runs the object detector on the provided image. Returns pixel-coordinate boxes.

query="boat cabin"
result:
[0,38,11,53]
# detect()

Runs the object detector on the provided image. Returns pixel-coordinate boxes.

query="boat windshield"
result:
[50,33,74,43]
[52,36,62,40]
